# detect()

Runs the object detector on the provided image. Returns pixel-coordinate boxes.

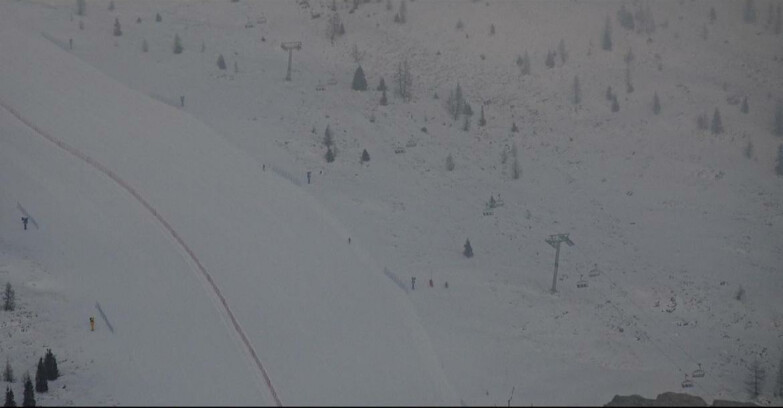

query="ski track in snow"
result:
[0,100,282,407]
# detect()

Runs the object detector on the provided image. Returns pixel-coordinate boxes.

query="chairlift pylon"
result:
[576,274,588,288]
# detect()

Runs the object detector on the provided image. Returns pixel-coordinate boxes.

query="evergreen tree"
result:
[746,360,766,399]
[653,92,661,115]
[3,283,14,312]
[625,66,634,93]
[394,59,412,102]
[33,360,46,394]
[545,50,555,68]
[463,102,473,116]
[462,116,470,131]
[602,15,612,51]
[744,0,757,23]
[741,96,749,114]
[744,140,754,159]
[511,156,520,179]
[380,89,388,106]
[710,6,716,23]
[572,76,581,105]
[43,350,58,381]
[558,38,567,64]
[155,12,162,22]
[511,122,518,133]
[463,239,473,258]
[446,153,455,171]
[21,375,33,407]
[490,23,495,36]
[173,34,183,54]
[2,360,13,383]
[325,147,335,163]
[113,18,122,36]
[478,105,486,126]
[339,22,345,35]
[711,108,724,134]
[617,4,635,30]
[108,0,115,11]
[386,0,392,11]
[377,77,387,91]
[323,125,334,147]
[141,38,148,53]
[776,144,783,176]
[447,83,464,120]
[361,149,370,163]
[4,388,14,408]
[76,0,85,16]
[611,94,619,112]
[136,16,141,23]
[217,54,226,70]
[351,65,368,91]
[397,0,406,23]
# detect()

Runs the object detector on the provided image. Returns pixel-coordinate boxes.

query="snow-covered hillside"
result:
[1,0,782,405]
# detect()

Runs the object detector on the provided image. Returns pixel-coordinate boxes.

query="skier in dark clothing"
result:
[411,276,416,290]
[307,171,312,184]
[21,217,28,230]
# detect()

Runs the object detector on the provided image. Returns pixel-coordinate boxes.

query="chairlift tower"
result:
[545,233,574,293]
[281,41,302,81]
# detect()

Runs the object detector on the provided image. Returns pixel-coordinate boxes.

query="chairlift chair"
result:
[588,264,600,278]
[692,363,705,378]
[576,275,588,288]
[681,374,694,388]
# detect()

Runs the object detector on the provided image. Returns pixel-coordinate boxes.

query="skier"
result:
[89,316,95,331]
[180,95,185,107]
[307,171,312,184]
[348,237,351,244]
[21,217,28,230]
[262,164,266,171]
[411,276,416,290]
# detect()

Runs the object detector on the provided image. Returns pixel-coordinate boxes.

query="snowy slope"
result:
[0,16,457,406]
[1,0,783,405]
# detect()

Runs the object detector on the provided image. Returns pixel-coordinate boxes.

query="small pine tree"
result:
[456,19,464,30]
[4,387,14,408]
[463,116,470,131]
[352,65,368,91]
[33,360,46,394]
[744,0,757,23]
[602,15,613,51]
[710,6,716,23]
[490,23,495,36]
[398,0,407,23]
[653,92,661,115]
[386,0,392,11]
[136,16,141,23]
[380,89,388,106]
[43,350,58,381]
[558,38,567,64]
[545,50,555,68]
[3,283,14,312]
[463,102,473,116]
[744,140,754,159]
[217,54,226,70]
[113,18,122,36]
[478,105,486,126]
[520,51,530,75]
[141,38,148,53]
[511,156,520,179]
[573,76,581,105]
[361,149,370,163]
[625,67,634,93]
[3,360,13,383]
[339,22,345,35]
[617,4,635,30]
[446,153,455,171]
[746,360,766,399]
[155,12,162,22]
[775,103,783,136]
[323,125,334,147]
[325,147,335,163]
[463,239,473,258]
[511,122,518,133]
[741,97,749,114]
[775,144,783,176]
[377,77,387,91]
[611,94,619,112]
[108,0,115,11]
[711,108,724,134]
[173,34,183,54]
[21,375,33,407]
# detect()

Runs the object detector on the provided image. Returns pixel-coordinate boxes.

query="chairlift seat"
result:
[681,379,693,388]
[577,280,588,288]
[692,369,705,378]
[589,268,600,277]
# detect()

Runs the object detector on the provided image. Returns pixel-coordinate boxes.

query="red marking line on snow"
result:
[1,102,282,406]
